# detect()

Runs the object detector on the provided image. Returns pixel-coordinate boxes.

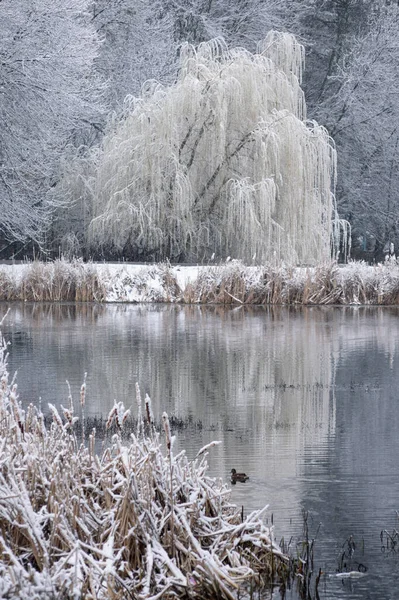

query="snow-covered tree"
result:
[88,32,344,264]
[91,0,285,107]
[285,0,374,106]
[0,0,103,256]
[168,0,284,48]
[91,0,175,105]
[302,3,399,257]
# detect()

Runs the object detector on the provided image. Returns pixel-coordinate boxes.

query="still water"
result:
[1,302,399,599]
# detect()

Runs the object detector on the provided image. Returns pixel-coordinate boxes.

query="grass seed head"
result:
[80,373,87,407]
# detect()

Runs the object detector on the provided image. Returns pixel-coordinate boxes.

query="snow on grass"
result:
[0,326,291,599]
[1,258,399,304]
[0,259,105,302]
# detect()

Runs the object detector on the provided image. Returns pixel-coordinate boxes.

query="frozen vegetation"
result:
[86,32,348,264]
[2,2,399,263]
[0,322,290,599]
[2,259,399,305]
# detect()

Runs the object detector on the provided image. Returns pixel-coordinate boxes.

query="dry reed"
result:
[2,258,399,305]
[0,329,289,599]
[0,259,106,302]
[182,260,399,306]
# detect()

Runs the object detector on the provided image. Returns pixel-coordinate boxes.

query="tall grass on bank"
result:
[2,259,399,304]
[0,259,105,302]
[0,329,289,599]
[183,261,399,305]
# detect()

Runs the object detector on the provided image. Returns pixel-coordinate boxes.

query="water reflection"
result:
[2,302,399,599]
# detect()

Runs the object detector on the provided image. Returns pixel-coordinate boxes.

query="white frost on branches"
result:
[0,0,103,248]
[88,31,346,264]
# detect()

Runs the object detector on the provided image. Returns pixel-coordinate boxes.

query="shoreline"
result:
[0,258,399,305]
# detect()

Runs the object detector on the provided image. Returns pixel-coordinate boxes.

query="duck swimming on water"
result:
[230,468,249,483]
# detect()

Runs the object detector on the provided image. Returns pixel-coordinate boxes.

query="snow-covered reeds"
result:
[181,260,399,305]
[0,258,105,302]
[0,330,289,599]
[3,259,399,304]
[0,269,14,301]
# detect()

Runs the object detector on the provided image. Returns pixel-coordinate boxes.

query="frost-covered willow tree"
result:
[89,31,345,264]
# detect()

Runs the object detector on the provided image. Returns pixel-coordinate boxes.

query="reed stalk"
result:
[3,259,399,305]
[0,325,291,598]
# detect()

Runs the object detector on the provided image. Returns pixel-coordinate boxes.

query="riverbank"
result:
[0,319,299,600]
[1,258,399,304]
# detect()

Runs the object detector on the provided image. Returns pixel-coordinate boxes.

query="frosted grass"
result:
[0,258,105,302]
[0,326,289,599]
[2,259,399,305]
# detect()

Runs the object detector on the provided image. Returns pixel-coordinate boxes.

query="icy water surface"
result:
[2,302,399,599]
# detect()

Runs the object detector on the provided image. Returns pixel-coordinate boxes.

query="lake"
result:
[1,302,399,599]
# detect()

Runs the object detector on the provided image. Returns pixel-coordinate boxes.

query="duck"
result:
[230,468,249,483]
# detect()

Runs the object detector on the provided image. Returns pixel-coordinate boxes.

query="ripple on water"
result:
[3,303,399,599]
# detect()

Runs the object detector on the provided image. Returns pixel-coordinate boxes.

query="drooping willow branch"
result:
[87,31,350,263]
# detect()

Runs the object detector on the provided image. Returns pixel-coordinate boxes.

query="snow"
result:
[98,262,201,302]
[0,360,287,599]
[94,260,399,305]
[2,259,399,305]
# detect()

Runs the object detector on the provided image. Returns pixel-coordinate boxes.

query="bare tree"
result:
[91,0,285,106]
[0,0,103,256]
[91,0,176,105]
[306,4,399,257]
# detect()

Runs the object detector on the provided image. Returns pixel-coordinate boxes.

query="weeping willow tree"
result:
[88,31,348,263]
